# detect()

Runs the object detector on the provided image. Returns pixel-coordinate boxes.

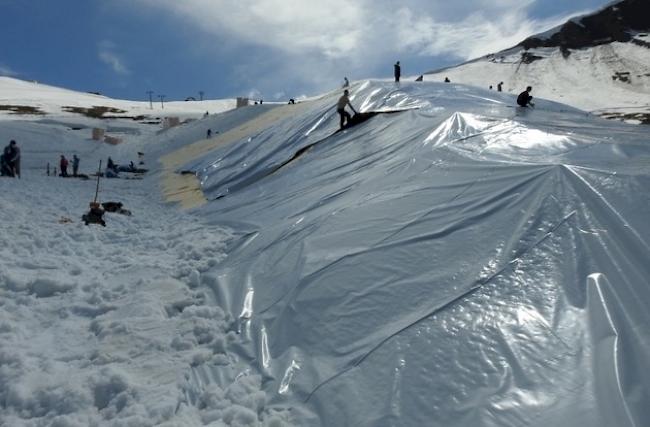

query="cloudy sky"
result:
[1,0,611,101]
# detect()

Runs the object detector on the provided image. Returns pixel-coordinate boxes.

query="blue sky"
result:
[0,0,612,101]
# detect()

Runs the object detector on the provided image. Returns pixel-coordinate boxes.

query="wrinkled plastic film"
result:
[186,81,650,426]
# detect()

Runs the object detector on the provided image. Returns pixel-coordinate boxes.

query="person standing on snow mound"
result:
[497,81,503,92]
[517,86,535,107]
[337,89,357,130]
[394,61,401,83]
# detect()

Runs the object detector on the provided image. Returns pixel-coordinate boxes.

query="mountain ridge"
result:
[519,0,650,54]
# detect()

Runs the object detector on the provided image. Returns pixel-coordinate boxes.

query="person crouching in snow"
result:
[337,89,357,130]
[517,86,535,107]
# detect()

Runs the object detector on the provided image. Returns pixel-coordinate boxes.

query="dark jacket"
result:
[4,145,16,162]
[517,90,533,107]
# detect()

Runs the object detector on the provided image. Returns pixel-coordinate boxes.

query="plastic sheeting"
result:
[187,81,650,426]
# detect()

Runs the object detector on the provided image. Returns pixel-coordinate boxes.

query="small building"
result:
[236,97,249,108]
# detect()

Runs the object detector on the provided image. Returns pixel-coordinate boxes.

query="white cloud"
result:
[393,5,574,60]
[125,0,594,96]
[132,0,577,61]
[135,0,364,58]
[0,64,17,76]
[98,41,130,75]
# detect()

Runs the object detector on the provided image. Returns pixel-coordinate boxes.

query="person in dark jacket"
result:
[0,153,10,176]
[60,155,69,177]
[336,89,357,129]
[497,81,503,92]
[72,155,80,177]
[394,61,401,82]
[3,140,19,177]
[517,86,534,107]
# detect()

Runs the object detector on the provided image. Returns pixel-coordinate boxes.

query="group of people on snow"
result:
[1,140,20,178]
[5,64,539,181]
[57,154,80,177]
[105,156,145,178]
[336,61,536,129]
[2,141,140,179]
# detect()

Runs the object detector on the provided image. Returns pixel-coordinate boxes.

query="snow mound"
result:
[183,80,650,426]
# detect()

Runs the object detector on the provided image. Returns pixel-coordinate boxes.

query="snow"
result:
[0,76,236,123]
[2,76,650,426]
[0,81,293,426]
[425,42,650,122]
[0,171,294,426]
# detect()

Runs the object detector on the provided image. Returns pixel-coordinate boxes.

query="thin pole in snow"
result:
[146,91,154,109]
[158,94,166,109]
[93,160,102,203]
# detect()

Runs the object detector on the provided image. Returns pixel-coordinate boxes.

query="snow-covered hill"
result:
[425,0,650,124]
[0,75,239,159]
[2,77,650,426]
[0,76,235,122]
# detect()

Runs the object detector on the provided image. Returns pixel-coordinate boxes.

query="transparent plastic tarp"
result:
[186,81,650,426]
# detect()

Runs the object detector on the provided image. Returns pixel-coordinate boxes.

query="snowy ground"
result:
[2,75,649,426]
[0,113,294,426]
[0,77,236,123]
